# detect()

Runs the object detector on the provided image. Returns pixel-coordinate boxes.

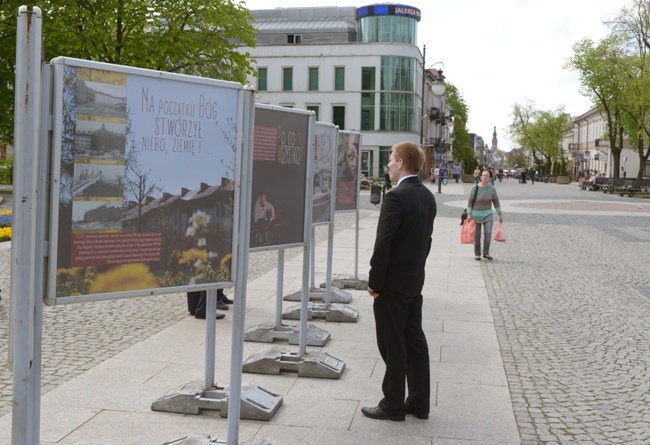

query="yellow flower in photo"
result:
[218,253,233,281]
[178,248,208,267]
[89,263,158,294]
[57,267,83,281]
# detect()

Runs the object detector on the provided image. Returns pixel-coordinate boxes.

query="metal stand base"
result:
[151,380,282,421]
[282,303,359,322]
[243,347,345,379]
[244,322,331,346]
[164,434,277,445]
[320,274,369,290]
[282,287,352,304]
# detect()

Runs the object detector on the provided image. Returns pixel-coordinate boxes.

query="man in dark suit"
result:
[362,141,437,422]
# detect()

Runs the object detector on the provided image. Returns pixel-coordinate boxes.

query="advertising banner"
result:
[48,59,243,303]
[250,105,311,249]
[335,131,361,212]
[312,122,337,225]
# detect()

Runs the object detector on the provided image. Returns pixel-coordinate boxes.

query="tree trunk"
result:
[636,138,650,179]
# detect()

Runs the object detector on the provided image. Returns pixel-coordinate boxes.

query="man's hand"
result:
[368,288,379,298]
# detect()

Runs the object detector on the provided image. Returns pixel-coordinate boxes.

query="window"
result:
[333,106,345,129]
[307,106,320,121]
[380,92,415,132]
[381,56,416,91]
[335,67,345,91]
[258,68,267,91]
[283,67,293,91]
[362,67,375,90]
[309,67,319,91]
[379,146,391,174]
[287,34,302,44]
[361,92,375,131]
[361,150,371,177]
[361,67,376,131]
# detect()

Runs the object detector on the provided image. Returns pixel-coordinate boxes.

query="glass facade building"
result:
[245,4,423,178]
[357,5,420,135]
[356,4,420,45]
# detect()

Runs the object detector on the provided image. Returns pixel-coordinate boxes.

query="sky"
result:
[243,0,631,151]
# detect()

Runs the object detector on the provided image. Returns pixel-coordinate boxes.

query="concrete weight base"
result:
[282,303,359,322]
[282,287,352,304]
[152,380,282,421]
[244,321,331,346]
[320,274,368,290]
[242,347,345,379]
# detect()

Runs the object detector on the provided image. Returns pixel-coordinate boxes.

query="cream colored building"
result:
[564,107,648,179]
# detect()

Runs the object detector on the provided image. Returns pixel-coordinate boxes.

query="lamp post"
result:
[430,68,446,194]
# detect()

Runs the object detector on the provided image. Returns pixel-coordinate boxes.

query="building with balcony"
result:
[563,107,647,179]
[241,4,449,178]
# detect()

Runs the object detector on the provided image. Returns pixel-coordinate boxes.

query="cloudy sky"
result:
[243,0,631,150]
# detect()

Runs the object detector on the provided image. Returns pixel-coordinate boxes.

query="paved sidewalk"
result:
[0,182,519,444]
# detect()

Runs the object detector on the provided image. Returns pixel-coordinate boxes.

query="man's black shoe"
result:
[195,313,225,320]
[219,295,233,304]
[217,302,229,310]
[406,409,429,420]
[360,406,404,421]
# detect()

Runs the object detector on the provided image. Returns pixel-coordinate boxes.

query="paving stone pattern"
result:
[474,184,650,445]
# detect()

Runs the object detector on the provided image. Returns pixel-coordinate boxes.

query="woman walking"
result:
[466,170,503,260]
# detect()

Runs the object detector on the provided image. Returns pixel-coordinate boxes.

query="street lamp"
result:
[430,67,447,194]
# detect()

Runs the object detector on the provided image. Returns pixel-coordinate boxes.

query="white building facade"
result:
[241,5,444,179]
[564,107,648,179]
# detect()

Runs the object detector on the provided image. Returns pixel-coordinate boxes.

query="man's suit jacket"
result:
[369,176,436,297]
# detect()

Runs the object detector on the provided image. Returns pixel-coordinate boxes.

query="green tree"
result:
[0,0,256,144]
[445,83,474,173]
[507,99,570,173]
[506,148,528,170]
[565,37,626,178]
[605,0,650,179]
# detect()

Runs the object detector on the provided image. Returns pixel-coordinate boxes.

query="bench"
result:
[600,178,625,194]
[612,179,649,197]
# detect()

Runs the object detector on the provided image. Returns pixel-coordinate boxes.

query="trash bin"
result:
[370,184,381,205]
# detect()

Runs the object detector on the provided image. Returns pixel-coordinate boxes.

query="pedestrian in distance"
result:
[473,166,481,184]
[452,164,461,183]
[466,170,503,261]
[363,141,437,422]
[440,166,448,185]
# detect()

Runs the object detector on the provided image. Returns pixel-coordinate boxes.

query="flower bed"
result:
[0,209,12,241]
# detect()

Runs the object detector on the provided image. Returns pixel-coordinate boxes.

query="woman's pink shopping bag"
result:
[494,222,506,242]
[460,220,476,244]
